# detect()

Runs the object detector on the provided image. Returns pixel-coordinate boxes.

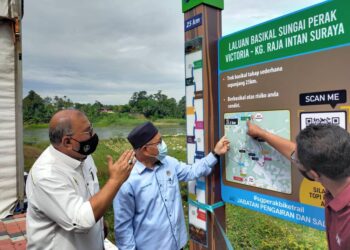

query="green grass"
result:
[24,135,327,249]
[226,204,327,249]
[24,143,49,172]
[24,123,49,129]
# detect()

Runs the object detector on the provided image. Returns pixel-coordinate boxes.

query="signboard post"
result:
[219,0,350,230]
[182,0,225,249]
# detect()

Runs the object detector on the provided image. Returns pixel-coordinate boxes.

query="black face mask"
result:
[70,133,99,155]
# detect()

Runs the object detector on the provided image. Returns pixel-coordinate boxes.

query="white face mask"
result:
[156,140,168,160]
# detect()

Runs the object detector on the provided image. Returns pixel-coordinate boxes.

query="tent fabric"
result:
[0,22,18,219]
[0,0,20,20]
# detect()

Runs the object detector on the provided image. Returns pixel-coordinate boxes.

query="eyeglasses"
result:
[80,125,94,137]
[145,138,162,147]
[291,150,315,181]
[67,124,94,137]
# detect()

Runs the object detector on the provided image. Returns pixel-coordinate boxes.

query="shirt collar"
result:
[135,161,147,174]
[326,183,350,212]
[49,145,82,169]
[135,160,164,175]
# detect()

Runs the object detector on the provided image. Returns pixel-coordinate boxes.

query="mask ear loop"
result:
[143,144,159,159]
[68,136,82,152]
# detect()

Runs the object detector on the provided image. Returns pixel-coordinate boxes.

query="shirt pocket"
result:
[84,169,99,196]
[86,179,99,197]
[158,174,179,209]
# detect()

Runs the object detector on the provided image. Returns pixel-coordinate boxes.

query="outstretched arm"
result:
[213,136,230,155]
[176,135,230,181]
[90,150,134,222]
[246,120,295,159]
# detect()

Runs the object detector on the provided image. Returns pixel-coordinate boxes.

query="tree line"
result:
[23,90,186,124]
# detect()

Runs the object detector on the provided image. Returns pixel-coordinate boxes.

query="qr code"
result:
[305,116,340,126]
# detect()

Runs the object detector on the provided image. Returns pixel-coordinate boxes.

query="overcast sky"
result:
[22,0,323,105]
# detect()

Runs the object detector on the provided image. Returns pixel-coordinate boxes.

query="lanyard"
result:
[188,199,234,250]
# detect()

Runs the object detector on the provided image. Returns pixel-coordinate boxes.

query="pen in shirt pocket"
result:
[90,171,94,181]
[166,171,173,184]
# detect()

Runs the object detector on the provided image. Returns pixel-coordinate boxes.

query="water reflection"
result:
[24,125,186,143]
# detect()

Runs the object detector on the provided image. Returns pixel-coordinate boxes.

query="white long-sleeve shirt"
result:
[26,145,104,250]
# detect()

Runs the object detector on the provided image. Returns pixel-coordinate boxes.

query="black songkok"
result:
[127,121,158,149]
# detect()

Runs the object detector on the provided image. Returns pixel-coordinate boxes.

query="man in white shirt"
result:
[26,109,135,250]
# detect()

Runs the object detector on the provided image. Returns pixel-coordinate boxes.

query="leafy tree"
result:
[93,101,103,111]
[177,96,186,118]
[140,98,158,118]
[53,95,73,110]
[129,91,148,113]
[23,90,186,124]
[119,104,131,113]
[128,90,183,118]
[23,90,48,123]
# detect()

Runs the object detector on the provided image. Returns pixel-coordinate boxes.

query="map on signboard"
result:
[224,110,292,194]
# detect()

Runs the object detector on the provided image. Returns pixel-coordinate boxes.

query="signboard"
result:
[185,14,202,32]
[219,0,350,230]
[219,1,350,71]
[185,37,209,246]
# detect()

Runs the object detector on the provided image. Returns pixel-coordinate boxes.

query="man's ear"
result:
[309,169,321,182]
[140,145,150,156]
[62,136,72,148]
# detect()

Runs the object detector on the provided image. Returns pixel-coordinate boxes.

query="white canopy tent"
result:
[0,0,24,219]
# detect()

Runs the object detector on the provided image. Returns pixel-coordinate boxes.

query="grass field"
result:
[24,135,327,249]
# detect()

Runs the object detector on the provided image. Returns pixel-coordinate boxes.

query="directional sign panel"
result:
[219,0,350,230]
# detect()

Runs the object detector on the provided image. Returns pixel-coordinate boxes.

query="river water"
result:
[24,124,186,143]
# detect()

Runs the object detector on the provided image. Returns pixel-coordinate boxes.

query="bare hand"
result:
[246,120,265,139]
[107,150,135,184]
[213,136,230,155]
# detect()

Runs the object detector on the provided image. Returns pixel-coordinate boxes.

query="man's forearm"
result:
[90,179,124,222]
[259,129,296,159]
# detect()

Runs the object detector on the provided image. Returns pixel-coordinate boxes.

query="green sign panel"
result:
[193,60,203,69]
[182,0,223,13]
[219,0,350,71]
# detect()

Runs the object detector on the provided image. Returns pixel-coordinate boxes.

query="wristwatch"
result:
[212,151,220,160]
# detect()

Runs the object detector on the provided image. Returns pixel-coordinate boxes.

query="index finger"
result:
[107,155,113,166]
[124,150,135,162]
[118,150,133,162]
